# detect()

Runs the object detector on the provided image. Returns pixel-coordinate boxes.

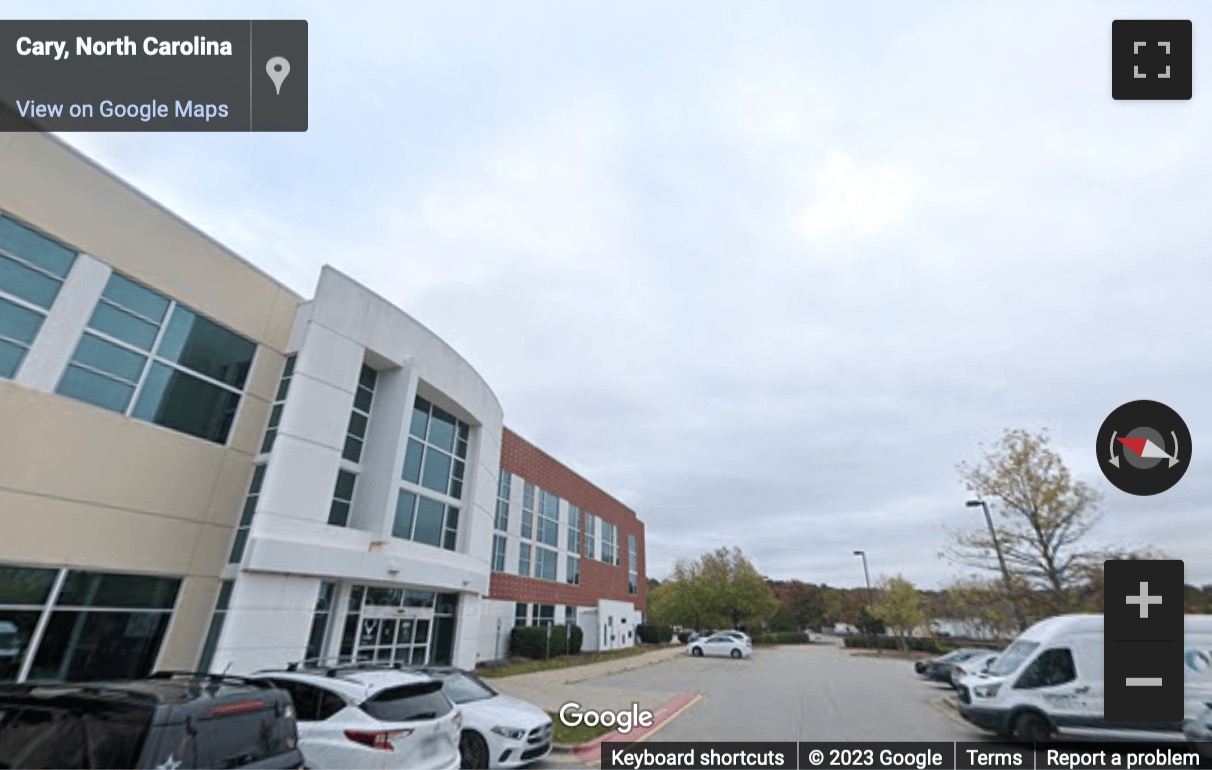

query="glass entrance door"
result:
[354,603,433,665]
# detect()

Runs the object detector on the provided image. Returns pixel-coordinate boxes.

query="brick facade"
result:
[491,427,647,614]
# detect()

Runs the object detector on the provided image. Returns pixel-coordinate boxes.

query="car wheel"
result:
[1012,712,1051,742]
[730,649,742,659]
[460,730,489,769]
[691,647,703,656]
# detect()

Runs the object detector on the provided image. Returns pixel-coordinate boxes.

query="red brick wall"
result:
[490,427,647,614]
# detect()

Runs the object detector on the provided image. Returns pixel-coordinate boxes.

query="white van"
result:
[956,613,1212,742]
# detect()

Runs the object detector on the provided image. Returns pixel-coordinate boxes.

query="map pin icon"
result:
[266,56,290,95]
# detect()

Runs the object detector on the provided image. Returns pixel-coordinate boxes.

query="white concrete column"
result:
[15,253,110,391]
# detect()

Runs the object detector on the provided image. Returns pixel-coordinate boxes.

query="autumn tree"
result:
[871,576,924,649]
[951,428,1136,618]
[648,547,778,631]
[775,580,828,630]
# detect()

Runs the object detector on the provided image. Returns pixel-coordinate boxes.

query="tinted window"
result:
[361,682,453,722]
[131,362,242,444]
[192,696,295,769]
[438,672,496,704]
[0,704,150,769]
[267,680,345,722]
[1015,648,1076,689]
[156,307,255,389]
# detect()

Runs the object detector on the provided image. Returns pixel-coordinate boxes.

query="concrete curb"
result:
[561,647,686,684]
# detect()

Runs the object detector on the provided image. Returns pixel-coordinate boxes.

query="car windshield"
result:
[0,703,151,769]
[987,640,1040,676]
[438,672,496,704]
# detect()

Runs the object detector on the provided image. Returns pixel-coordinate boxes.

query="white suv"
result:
[411,666,552,768]
[252,665,462,769]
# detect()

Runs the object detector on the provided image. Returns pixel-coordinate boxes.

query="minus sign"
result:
[1125,678,1164,686]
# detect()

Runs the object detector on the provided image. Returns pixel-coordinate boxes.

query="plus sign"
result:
[1126,581,1163,618]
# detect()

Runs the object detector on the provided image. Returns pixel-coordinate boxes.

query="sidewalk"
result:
[489,644,687,713]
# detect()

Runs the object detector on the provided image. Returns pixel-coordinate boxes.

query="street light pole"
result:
[966,499,1027,632]
[853,550,873,609]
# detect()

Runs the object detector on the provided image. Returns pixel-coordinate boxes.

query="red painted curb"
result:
[571,692,699,764]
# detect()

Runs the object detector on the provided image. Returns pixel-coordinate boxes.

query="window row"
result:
[0,216,258,446]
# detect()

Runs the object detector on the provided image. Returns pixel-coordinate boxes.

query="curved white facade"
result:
[210,267,503,674]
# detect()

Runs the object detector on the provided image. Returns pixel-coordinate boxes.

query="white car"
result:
[688,633,751,659]
[715,630,751,645]
[252,665,462,769]
[1184,691,1212,758]
[950,652,999,686]
[412,666,552,768]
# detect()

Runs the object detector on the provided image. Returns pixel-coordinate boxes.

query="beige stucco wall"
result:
[0,132,301,669]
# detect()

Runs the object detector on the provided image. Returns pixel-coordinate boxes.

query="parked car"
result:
[251,664,462,769]
[408,666,551,769]
[716,630,752,645]
[920,648,989,683]
[957,614,1212,741]
[949,652,1000,687]
[688,633,751,659]
[0,671,304,769]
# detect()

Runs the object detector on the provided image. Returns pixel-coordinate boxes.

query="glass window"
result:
[261,355,296,453]
[0,566,57,605]
[26,570,180,682]
[56,364,137,414]
[197,580,233,674]
[229,464,266,564]
[564,606,576,625]
[628,534,638,594]
[410,397,430,438]
[402,439,424,483]
[329,470,357,527]
[57,571,180,609]
[492,534,506,572]
[0,219,78,380]
[521,482,534,539]
[534,605,555,629]
[413,496,445,547]
[342,365,377,464]
[0,610,41,683]
[156,307,255,389]
[0,217,77,278]
[1015,648,1076,690]
[518,543,531,577]
[495,471,511,532]
[305,582,336,662]
[0,297,43,348]
[535,547,557,581]
[428,407,456,452]
[0,338,23,379]
[393,490,416,540]
[567,505,580,552]
[132,362,241,444]
[601,521,617,565]
[584,513,597,559]
[421,449,452,494]
[515,603,528,627]
[443,506,459,550]
[56,271,256,445]
[566,555,580,586]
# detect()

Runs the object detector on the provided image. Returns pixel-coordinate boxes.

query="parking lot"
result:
[588,642,980,743]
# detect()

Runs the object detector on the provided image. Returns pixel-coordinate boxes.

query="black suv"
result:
[0,672,305,769]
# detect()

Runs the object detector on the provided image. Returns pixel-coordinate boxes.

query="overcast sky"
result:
[9,0,1212,589]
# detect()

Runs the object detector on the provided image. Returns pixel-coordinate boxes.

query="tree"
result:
[871,576,925,649]
[951,428,1116,617]
[647,547,778,631]
[940,579,1018,639]
[775,580,828,630]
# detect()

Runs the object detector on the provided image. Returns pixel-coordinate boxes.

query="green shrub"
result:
[752,631,812,645]
[636,624,673,644]
[841,635,960,654]
[510,624,585,659]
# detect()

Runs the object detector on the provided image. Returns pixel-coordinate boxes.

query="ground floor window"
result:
[196,580,233,673]
[0,564,180,683]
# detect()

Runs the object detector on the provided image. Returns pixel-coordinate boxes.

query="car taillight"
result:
[344,729,411,751]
